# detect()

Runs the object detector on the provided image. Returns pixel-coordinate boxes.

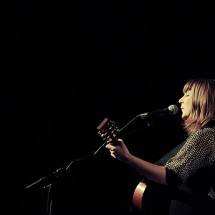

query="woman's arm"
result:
[106,139,167,185]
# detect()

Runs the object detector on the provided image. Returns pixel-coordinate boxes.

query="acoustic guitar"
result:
[97,117,173,215]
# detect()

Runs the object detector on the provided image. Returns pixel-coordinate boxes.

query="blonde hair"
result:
[182,78,215,135]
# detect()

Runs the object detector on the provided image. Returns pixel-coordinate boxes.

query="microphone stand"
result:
[25,113,152,215]
[25,150,98,215]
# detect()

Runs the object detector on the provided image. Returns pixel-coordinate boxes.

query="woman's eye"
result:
[184,92,190,97]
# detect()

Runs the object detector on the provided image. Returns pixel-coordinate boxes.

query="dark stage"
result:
[1,1,215,215]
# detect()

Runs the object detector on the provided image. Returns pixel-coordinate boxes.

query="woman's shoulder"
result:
[187,127,215,147]
[186,121,215,138]
[193,126,215,137]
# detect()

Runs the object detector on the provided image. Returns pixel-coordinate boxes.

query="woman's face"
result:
[178,89,193,119]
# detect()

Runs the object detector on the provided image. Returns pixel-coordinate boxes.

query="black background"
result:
[1,1,215,215]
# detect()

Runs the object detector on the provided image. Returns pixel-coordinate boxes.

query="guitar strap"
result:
[155,141,186,166]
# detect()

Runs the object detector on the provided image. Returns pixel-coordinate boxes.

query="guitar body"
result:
[132,181,147,211]
[132,181,172,215]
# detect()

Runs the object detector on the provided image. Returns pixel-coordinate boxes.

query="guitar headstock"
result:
[97,117,120,146]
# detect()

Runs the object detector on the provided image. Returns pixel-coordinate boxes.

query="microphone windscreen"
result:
[168,105,179,115]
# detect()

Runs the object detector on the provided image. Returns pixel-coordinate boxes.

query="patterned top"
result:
[165,127,215,200]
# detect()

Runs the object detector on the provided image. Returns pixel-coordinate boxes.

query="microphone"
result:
[139,104,179,119]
